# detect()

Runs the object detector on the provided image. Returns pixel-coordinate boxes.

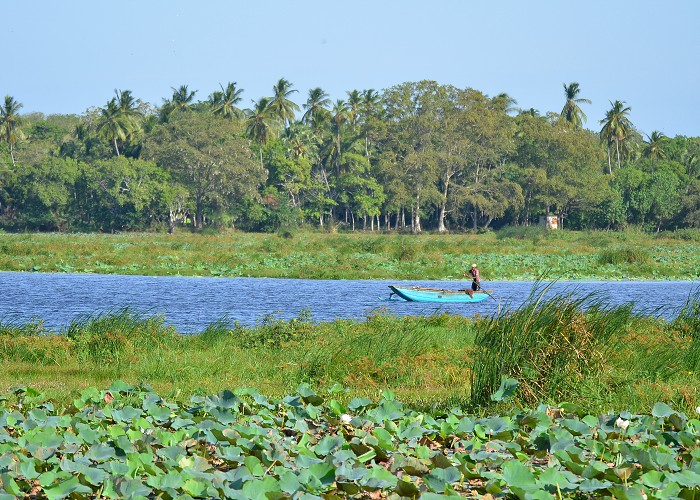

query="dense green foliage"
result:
[0,383,699,498]
[1,81,699,233]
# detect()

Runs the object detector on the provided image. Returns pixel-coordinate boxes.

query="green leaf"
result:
[641,470,665,489]
[278,471,301,495]
[0,474,22,497]
[652,402,675,418]
[182,478,211,497]
[372,428,394,450]
[424,467,462,492]
[43,476,93,500]
[395,478,421,497]
[490,376,519,402]
[314,435,345,456]
[348,397,372,410]
[241,476,282,500]
[502,460,536,490]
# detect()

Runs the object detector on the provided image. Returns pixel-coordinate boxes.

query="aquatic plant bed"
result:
[1,383,698,498]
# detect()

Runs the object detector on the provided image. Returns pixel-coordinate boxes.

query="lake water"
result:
[0,271,697,334]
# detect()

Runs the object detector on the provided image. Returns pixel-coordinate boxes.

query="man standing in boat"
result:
[468,263,481,291]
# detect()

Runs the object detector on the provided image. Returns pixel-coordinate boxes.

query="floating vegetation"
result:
[0,382,698,498]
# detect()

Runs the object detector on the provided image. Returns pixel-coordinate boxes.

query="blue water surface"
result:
[0,271,697,334]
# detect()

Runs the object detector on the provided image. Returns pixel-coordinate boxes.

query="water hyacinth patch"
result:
[0,383,698,498]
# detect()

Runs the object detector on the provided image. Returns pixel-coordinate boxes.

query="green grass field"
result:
[0,228,698,280]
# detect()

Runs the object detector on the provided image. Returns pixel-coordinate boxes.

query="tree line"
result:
[0,79,698,233]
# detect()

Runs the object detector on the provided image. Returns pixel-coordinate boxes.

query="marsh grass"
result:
[0,230,698,280]
[470,283,634,408]
[1,293,699,413]
[63,308,178,364]
[670,293,700,372]
[597,246,651,265]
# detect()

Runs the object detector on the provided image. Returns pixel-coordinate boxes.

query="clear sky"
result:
[4,0,699,137]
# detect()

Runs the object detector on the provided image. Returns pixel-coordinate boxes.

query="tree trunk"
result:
[411,196,422,234]
[438,175,450,232]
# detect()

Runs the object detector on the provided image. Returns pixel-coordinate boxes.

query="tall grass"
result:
[1,297,699,413]
[670,292,700,372]
[469,283,634,408]
[63,308,178,364]
[597,246,651,265]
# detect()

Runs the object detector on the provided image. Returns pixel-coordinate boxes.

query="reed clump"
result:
[63,308,178,364]
[469,284,633,408]
[597,246,651,265]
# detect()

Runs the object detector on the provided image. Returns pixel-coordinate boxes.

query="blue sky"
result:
[4,0,699,137]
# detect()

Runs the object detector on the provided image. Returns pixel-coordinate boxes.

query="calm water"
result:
[0,271,697,334]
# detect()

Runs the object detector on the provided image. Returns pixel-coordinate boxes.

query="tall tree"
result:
[302,87,331,130]
[114,89,144,147]
[269,78,300,130]
[170,85,197,111]
[360,89,382,159]
[490,92,518,115]
[144,112,264,229]
[642,130,667,176]
[96,98,130,156]
[209,82,244,120]
[330,100,348,165]
[0,96,24,165]
[379,81,444,233]
[560,82,591,128]
[244,97,278,169]
[346,90,362,131]
[599,100,633,172]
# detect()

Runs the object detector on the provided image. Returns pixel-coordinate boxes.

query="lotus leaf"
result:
[314,435,345,456]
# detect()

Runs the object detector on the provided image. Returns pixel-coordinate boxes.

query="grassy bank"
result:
[0,227,699,280]
[2,289,698,415]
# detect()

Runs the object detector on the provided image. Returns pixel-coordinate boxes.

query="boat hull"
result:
[388,285,491,303]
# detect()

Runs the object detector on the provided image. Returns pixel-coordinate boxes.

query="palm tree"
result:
[643,130,667,176]
[599,100,633,172]
[560,82,591,128]
[114,89,143,141]
[159,85,197,122]
[97,98,130,156]
[518,108,540,117]
[302,87,331,130]
[244,97,277,168]
[170,85,197,111]
[269,78,300,130]
[115,89,141,116]
[0,95,24,165]
[209,82,244,120]
[491,92,518,115]
[331,100,348,166]
[360,89,382,158]
[346,89,362,131]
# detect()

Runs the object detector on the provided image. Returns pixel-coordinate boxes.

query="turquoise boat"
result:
[388,285,493,303]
